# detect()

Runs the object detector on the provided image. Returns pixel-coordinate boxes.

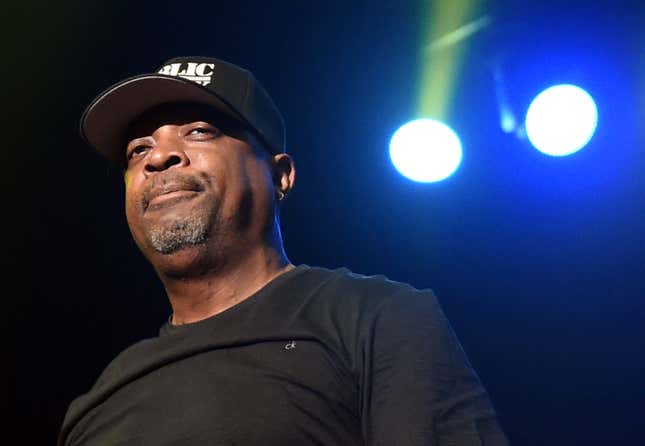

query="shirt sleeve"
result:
[359,287,509,445]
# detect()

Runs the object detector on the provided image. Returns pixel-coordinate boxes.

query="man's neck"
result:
[159,246,294,325]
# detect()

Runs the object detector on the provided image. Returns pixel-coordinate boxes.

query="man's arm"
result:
[360,288,509,445]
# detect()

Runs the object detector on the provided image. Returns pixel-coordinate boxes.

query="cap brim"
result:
[80,74,248,165]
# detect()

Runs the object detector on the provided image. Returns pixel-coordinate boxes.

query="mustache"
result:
[141,171,206,210]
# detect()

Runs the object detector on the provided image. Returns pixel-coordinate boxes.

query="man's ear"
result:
[272,153,296,198]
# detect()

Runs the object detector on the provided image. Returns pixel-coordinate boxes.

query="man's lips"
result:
[147,189,200,209]
[142,178,204,211]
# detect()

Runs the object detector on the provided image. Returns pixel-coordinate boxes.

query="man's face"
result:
[123,102,277,264]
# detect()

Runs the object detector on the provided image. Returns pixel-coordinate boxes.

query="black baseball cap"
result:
[80,56,285,165]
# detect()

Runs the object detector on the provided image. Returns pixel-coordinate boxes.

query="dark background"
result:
[9,0,645,444]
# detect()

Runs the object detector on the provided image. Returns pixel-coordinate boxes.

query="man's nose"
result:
[143,141,189,173]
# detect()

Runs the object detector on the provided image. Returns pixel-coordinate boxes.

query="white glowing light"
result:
[525,84,598,156]
[389,119,463,183]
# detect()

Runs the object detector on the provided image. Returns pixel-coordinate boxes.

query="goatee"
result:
[148,215,211,254]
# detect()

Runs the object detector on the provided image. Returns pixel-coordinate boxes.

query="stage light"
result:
[525,84,598,156]
[389,119,463,183]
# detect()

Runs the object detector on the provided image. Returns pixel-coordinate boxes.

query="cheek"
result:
[244,164,276,217]
[123,194,148,250]
[254,170,274,202]
[249,159,275,195]
[124,198,135,226]
[124,183,143,228]
[123,170,133,189]
[233,157,272,196]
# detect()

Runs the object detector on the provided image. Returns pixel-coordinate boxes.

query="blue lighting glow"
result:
[389,119,463,183]
[525,84,598,156]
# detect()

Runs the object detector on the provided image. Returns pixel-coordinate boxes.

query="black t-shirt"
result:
[59,265,509,445]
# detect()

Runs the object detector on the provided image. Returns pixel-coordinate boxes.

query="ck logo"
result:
[284,341,297,350]
[158,62,215,86]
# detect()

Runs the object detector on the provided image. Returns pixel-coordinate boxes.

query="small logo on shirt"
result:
[284,340,297,350]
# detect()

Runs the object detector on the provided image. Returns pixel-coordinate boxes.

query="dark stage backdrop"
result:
[9,1,645,444]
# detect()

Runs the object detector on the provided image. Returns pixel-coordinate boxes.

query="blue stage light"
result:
[525,84,598,156]
[389,119,463,183]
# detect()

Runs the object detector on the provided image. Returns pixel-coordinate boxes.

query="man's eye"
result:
[188,127,218,137]
[129,145,149,158]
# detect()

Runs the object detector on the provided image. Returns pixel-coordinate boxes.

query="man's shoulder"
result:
[59,336,159,441]
[90,336,159,390]
[289,265,449,360]
[304,264,417,289]
[293,264,437,309]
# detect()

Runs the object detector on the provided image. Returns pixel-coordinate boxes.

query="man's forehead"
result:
[126,102,243,138]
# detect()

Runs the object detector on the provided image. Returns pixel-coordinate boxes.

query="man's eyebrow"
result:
[126,135,154,147]
[182,120,220,128]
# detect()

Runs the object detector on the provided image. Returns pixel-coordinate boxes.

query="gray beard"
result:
[147,215,211,254]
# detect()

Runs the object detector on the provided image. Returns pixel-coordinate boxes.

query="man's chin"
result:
[151,239,204,255]
[146,218,210,255]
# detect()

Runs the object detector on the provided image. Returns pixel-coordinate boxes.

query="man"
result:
[58,56,509,445]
